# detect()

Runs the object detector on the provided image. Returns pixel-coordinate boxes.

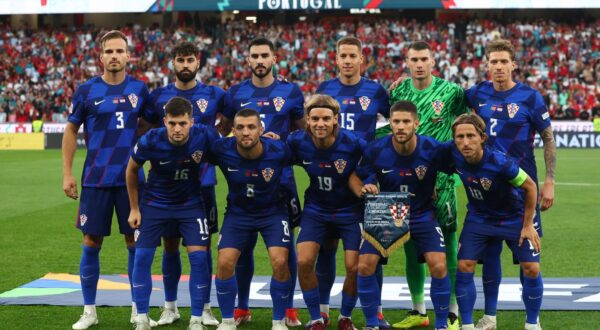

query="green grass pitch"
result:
[0,149,599,329]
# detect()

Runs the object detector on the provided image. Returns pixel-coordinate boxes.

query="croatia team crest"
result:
[128,93,138,108]
[334,159,347,174]
[359,96,371,111]
[79,214,87,226]
[415,165,428,180]
[191,150,203,163]
[507,103,520,119]
[480,177,492,191]
[262,168,275,182]
[432,100,445,115]
[196,99,208,113]
[273,97,285,112]
[363,192,411,257]
[389,202,410,228]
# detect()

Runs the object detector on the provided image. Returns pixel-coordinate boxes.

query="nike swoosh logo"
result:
[240,102,252,107]
[133,284,144,288]
[197,285,209,289]
[201,236,209,240]
[382,169,394,174]
[532,251,541,256]
[440,306,448,310]
[528,295,542,300]
[302,160,312,165]
[456,169,463,174]
[94,99,105,105]
[227,167,239,172]
[81,275,94,279]
[282,239,290,242]
[479,103,487,106]
[159,161,171,165]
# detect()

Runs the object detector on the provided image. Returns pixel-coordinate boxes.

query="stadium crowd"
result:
[0,17,598,124]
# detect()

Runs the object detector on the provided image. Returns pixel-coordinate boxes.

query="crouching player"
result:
[288,95,365,330]
[447,114,542,330]
[126,96,219,330]
[350,101,452,330]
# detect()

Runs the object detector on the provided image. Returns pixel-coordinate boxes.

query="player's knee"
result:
[163,237,180,253]
[521,262,540,278]
[429,262,448,278]
[83,234,103,248]
[458,260,476,273]
[297,255,316,275]
[358,260,376,277]
[217,257,236,279]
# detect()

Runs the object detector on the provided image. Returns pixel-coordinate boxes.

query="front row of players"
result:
[125,95,542,330]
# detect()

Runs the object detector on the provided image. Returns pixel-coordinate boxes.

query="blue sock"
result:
[430,274,451,328]
[236,243,255,310]
[216,276,237,319]
[127,246,135,301]
[522,273,543,324]
[80,245,100,305]
[287,239,297,309]
[162,250,181,302]
[188,250,208,317]
[340,291,358,318]
[270,277,291,320]
[302,287,321,321]
[316,248,336,306]
[455,271,476,325]
[132,247,156,314]
[357,273,379,327]
[204,250,213,305]
[482,252,502,316]
[375,263,383,306]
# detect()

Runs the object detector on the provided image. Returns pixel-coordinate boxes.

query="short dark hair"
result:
[452,113,487,139]
[407,41,432,53]
[171,41,198,59]
[99,30,128,51]
[234,108,262,125]
[486,38,515,61]
[336,36,362,52]
[164,96,193,118]
[248,37,275,52]
[390,100,418,118]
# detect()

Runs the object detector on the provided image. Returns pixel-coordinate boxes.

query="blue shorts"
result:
[459,221,540,263]
[136,209,209,248]
[360,219,446,262]
[281,167,302,228]
[218,212,291,250]
[76,186,133,236]
[297,211,362,251]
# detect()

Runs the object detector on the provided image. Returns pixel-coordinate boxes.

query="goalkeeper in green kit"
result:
[379,41,468,330]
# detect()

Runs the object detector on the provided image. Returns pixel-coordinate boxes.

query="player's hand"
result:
[263,131,280,140]
[519,225,541,253]
[540,180,554,211]
[361,184,379,197]
[128,209,142,229]
[63,175,78,200]
[388,75,408,92]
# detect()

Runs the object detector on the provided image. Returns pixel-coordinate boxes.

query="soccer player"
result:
[126,96,219,330]
[288,95,366,330]
[315,36,390,328]
[211,109,293,330]
[62,30,151,330]
[222,37,305,327]
[350,101,452,330]
[388,41,468,329]
[446,113,542,330]
[143,41,225,326]
[464,39,555,330]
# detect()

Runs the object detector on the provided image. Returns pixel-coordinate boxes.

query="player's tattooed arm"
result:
[540,126,556,211]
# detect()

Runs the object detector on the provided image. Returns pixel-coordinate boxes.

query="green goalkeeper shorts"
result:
[434,187,458,233]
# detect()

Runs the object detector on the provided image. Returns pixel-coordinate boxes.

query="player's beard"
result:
[251,64,272,79]
[175,68,198,83]
[237,137,260,150]
[394,129,415,145]
[106,63,125,73]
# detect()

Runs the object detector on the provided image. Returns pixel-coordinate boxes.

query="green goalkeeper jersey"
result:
[382,76,469,189]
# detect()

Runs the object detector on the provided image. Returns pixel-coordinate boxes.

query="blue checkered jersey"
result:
[356,135,446,221]
[145,82,226,187]
[207,137,292,217]
[68,75,150,187]
[445,143,526,226]
[465,81,551,183]
[131,124,219,216]
[224,79,304,140]
[287,128,366,216]
[316,77,389,142]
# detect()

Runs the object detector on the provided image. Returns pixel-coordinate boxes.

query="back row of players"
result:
[62,30,556,330]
